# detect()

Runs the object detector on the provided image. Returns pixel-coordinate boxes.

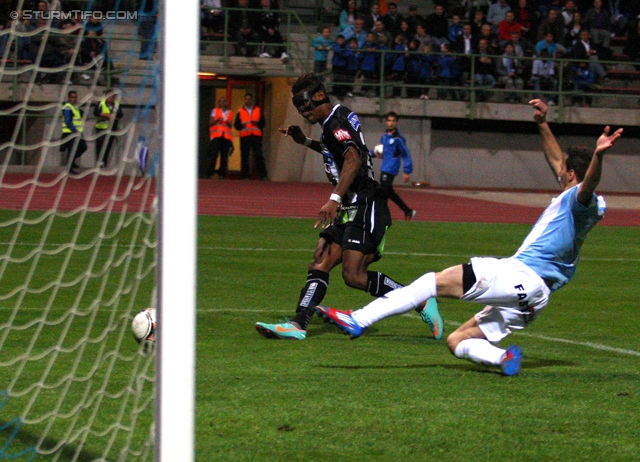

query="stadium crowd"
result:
[309,0,640,105]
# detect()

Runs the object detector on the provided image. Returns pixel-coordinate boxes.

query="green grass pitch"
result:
[199,216,640,461]
[1,212,639,460]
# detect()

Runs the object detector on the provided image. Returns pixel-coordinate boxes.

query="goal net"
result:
[0,0,197,460]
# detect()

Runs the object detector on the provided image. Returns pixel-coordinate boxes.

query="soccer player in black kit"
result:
[255,73,442,340]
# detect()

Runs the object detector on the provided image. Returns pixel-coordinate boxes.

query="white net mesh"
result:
[0,1,159,459]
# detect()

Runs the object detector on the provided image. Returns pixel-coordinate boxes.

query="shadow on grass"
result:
[314,358,574,372]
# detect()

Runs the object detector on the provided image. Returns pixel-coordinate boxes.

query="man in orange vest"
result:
[234,93,268,180]
[207,96,234,179]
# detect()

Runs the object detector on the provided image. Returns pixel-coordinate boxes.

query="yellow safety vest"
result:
[61,103,83,134]
[95,99,118,130]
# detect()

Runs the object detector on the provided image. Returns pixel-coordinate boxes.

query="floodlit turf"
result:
[198,216,640,461]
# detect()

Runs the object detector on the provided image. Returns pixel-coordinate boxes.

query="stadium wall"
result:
[265,95,640,193]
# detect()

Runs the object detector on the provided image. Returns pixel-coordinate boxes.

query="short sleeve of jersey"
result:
[570,186,606,242]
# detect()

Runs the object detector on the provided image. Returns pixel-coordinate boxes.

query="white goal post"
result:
[158,0,198,460]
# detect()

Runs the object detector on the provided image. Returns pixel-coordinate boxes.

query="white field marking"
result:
[441,320,640,357]
[200,246,640,263]
[3,243,639,263]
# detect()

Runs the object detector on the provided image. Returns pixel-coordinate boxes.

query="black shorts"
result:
[319,194,392,261]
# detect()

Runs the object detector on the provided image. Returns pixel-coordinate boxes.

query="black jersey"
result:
[320,104,378,199]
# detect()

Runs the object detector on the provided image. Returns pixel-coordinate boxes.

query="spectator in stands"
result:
[561,0,578,28]
[474,38,497,101]
[487,0,511,32]
[471,9,489,38]
[424,4,449,47]
[362,2,381,32]
[382,1,403,37]
[80,29,106,80]
[312,26,334,80]
[60,90,87,174]
[571,29,608,83]
[437,42,462,100]
[138,0,157,60]
[343,17,368,47]
[530,48,558,104]
[508,30,535,58]
[345,37,361,96]
[84,15,104,36]
[201,0,224,34]
[566,11,585,49]
[584,0,611,48]
[359,32,380,95]
[414,23,432,50]
[229,0,259,57]
[571,60,595,106]
[30,19,66,82]
[498,11,522,45]
[460,0,491,21]
[537,8,565,44]
[398,19,412,43]
[338,0,358,35]
[257,0,289,63]
[496,42,524,102]
[94,89,124,168]
[404,5,424,35]
[512,0,535,41]
[536,31,562,57]
[389,33,408,97]
[405,38,423,97]
[604,0,628,38]
[372,18,393,46]
[9,11,31,61]
[454,23,474,80]
[476,23,500,54]
[419,43,437,99]
[448,14,464,43]
[332,34,350,98]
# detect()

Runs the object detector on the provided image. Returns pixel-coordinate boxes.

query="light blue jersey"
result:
[514,184,605,292]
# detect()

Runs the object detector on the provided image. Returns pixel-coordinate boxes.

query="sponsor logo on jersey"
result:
[333,128,351,141]
[348,112,361,131]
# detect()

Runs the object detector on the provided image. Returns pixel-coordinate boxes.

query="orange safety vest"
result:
[209,108,234,140]
[237,106,262,137]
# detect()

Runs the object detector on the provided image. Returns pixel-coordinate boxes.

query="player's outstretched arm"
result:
[529,99,564,182]
[578,126,624,205]
[278,125,323,153]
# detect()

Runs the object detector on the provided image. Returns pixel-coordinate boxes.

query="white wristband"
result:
[303,137,312,147]
[329,193,342,205]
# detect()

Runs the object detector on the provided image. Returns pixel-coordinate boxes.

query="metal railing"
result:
[323,46,640,116]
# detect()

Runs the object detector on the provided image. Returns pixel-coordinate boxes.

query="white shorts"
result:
[462,257,551,343]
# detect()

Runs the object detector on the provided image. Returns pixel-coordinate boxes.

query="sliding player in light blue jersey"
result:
[315,99,623,376]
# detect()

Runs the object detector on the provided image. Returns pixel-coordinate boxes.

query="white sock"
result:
[453,338,505,366]
[352,272,436,328]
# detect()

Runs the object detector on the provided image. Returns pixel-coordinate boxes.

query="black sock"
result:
[291,270,329,330]
[366,271,403,297]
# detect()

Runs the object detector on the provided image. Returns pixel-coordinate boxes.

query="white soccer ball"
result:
[373,144,383,156]
[132,308,157,343]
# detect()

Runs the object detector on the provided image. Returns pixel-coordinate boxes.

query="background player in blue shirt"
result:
[316,98,623,376]
[373,111,416,221]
